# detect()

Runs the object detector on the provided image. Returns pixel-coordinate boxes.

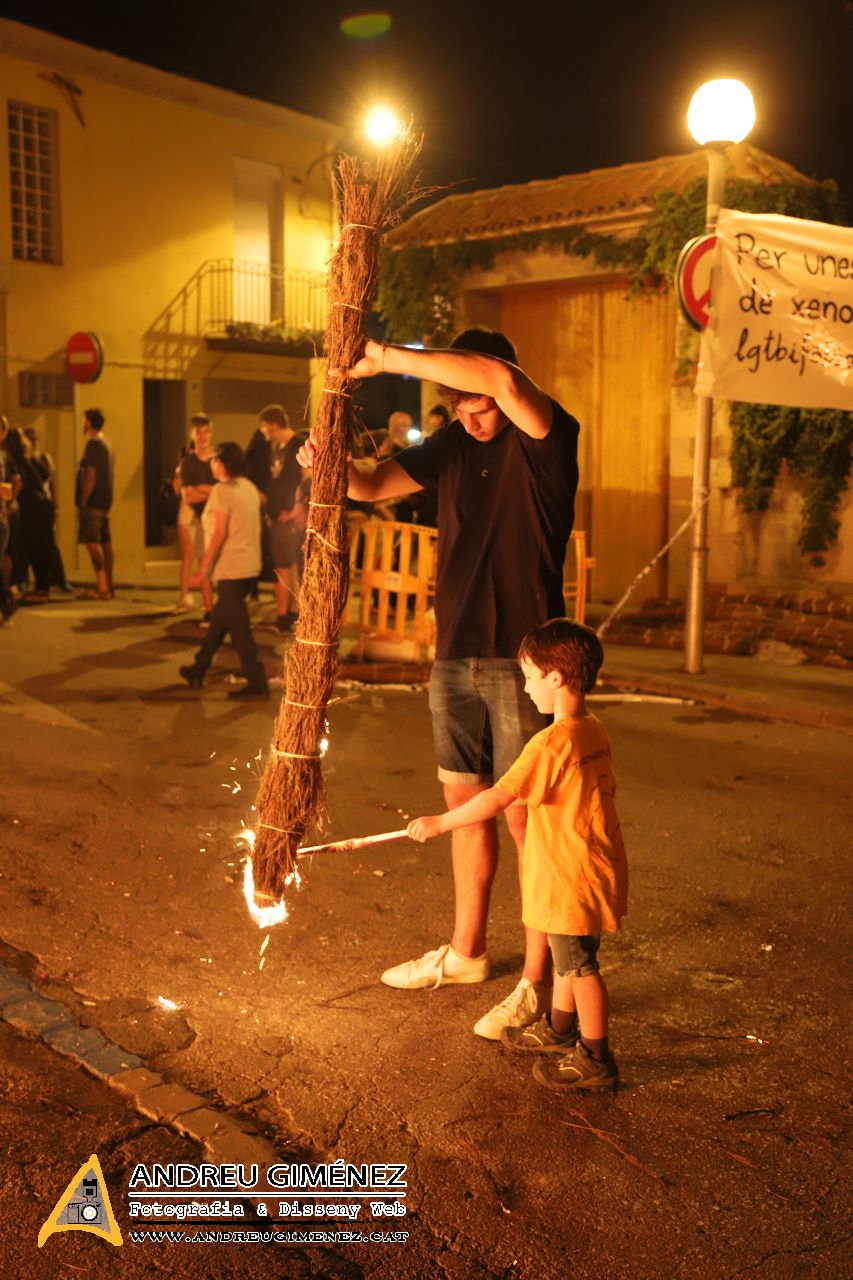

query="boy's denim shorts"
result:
[428,658,548,785]
[548,933,601,978]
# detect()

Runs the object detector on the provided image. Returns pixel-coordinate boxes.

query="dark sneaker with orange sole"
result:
[500,1013,577,1055]
[533,1040,619,1092]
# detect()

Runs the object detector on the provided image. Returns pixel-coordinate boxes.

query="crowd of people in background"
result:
[167,400,443,691]
[169,401,443,628]
[1,413,72,618]
[0,395,438,610]
[1,399,443,691]
[0,406,115,618]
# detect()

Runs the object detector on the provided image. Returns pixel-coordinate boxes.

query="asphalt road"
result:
[1,596,851,1279]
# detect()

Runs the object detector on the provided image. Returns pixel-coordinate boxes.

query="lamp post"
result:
[683,78,755,674]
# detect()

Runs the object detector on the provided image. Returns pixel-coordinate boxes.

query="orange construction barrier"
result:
[564,529,596,625]
[345,520,436,662]
[344,521,594,663]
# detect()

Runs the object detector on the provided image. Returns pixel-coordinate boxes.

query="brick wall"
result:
[592,591,853,668]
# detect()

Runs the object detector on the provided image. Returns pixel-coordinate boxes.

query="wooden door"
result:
[498,277,674,601]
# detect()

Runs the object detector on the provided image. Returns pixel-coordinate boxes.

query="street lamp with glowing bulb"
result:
[683,78,755,675]
[364,106,402,145]
[687,78,756,147]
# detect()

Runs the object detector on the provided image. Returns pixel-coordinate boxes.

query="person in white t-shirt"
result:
[178,442,268,699]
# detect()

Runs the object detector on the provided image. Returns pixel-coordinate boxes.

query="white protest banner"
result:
[695,209,853,411]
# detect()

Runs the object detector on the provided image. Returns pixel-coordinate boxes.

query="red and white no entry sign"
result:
[65,331,103,384]
[675,235,717,330]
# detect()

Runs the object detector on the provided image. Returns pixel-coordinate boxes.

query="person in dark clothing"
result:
[376,412,419,522]
[3,426,54,601]
[176,414,215,617]
[0,416,19,618]
[244,427,272,597]
[24,426,68,593]
[412,405,449,526]
[179,442,268,699]
[76,408,115,600]
[244,428,272,496]
[258,404,308,633]
[298,328,580,1040]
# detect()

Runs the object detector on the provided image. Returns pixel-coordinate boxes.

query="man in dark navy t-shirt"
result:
[76,408,115,599]
[299,329,580,1040]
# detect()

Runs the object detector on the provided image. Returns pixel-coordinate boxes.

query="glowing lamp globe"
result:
[687,79,755,146]
[365,106,402,145]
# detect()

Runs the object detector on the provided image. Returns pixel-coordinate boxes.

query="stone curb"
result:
[600,667,853,736]
[0,960,280,1171]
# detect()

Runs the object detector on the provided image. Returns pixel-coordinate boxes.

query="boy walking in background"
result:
[408,619,627,1091]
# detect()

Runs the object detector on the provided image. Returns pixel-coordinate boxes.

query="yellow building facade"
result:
[0,19,339,576]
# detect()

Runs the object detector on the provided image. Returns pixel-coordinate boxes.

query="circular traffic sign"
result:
[675,235,717,330]
[65,331,103,384]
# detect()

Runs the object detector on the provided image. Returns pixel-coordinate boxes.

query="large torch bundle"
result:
[248,133,423,908]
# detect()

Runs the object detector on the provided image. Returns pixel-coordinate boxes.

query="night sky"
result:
[3,0,852,210]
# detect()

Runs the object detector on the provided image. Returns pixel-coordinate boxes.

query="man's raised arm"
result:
[341,339,553,440]
[296,436,423,503]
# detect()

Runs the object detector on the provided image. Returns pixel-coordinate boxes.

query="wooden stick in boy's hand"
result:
[297,828,410,857]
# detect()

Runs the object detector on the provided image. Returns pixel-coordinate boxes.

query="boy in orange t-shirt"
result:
[408,618,627,1091]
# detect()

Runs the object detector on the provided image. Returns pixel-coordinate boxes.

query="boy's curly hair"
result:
[518,618,604,694]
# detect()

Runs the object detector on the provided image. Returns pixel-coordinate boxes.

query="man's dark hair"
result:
[84,408,105,432]
[450,327,519,366]
[215,442,246,477]
[518,618,604,694]
[259,404,290,430]
[428,404,451,427]
[190,413,211,429]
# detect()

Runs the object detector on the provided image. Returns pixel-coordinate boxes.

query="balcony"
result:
[144,258,328,375]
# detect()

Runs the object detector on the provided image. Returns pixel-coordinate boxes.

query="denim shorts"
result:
[548,933,601,978]
[428,658,549,785]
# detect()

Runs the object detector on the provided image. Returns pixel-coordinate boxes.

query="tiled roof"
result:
[388,145,816,248]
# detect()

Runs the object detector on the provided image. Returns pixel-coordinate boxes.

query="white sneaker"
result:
[381,944,490,990]
[473,977,552,1041]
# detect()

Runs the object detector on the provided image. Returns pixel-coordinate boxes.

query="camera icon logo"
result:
[67,1200,103,1225]
[38,1153,123,1249]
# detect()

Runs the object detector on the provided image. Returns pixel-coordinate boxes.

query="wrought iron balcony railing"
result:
[149,258,329,347]
[205,259,328,337]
